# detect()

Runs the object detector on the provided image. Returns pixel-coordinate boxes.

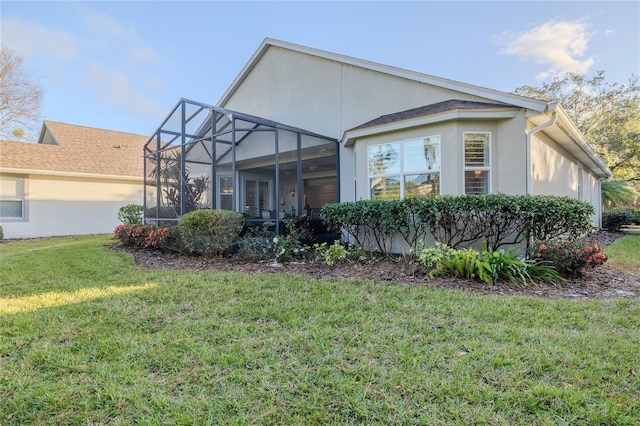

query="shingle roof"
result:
[0,121,149,177]
[349,100,518,132]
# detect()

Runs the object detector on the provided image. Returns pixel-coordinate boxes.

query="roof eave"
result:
[217,39,273,107]
[0,167,144,181]
[342,108,520,147]
[553,106,613,179]
[526,105,612,179]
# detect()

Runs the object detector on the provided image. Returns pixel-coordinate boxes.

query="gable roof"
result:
[218,38,549,112]
[0,121,148,179]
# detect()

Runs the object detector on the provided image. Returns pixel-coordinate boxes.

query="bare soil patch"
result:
[114,230,639,300]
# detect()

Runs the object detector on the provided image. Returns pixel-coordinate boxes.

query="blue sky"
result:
[2,1,639,139]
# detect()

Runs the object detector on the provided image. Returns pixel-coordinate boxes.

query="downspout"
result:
[525,103,557,194]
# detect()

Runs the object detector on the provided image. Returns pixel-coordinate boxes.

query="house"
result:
[143,38,612,236]
[0,121,149,239]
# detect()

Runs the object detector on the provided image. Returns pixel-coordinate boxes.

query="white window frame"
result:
[217,174,234,211]
[463,132,491,195]
[0,175,26,221]
[367,135,441,200]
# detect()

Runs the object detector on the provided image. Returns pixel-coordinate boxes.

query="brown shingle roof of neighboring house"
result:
[0,121,149,178]
[348,99,518,132]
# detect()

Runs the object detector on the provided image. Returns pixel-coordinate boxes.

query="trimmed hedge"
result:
[321,194,595,255]
[602,209,639,231]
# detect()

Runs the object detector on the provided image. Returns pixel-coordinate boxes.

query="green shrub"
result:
[273,219,309,261]
[314,240,348,267]
[529,240,607,277]
[160,226,182,253]
[178,209,243,256]
[0,226,3,240]
[602,209,636,231]
[235,229,274,261]
[322,195,595,255]
[417,242,457,269]
[117,204,144,224]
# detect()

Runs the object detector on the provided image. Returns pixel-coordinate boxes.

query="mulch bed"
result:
[113,230,639,300]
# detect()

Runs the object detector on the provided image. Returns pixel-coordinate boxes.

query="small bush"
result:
[113,223,169,249]
[118,204,144,224]
[315,241,348,267]
[235,229,274,261]
[144,227,169,249]
[530,240,607,277]
[272,219,312,262]
[178,209,243,256]
[273,235,306,262]
[417,242,457,269]
[0,226,4,240]
[602,209,636,231]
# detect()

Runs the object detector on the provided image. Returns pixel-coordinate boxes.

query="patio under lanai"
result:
[143,99,339,236]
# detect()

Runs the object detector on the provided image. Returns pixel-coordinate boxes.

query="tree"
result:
[514,71,640,183]
[0,47,43,140]
[601,179,638,210]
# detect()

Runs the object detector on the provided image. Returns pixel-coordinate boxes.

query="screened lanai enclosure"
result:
[143,99,339,236]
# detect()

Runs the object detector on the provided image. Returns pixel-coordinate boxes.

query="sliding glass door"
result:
[244,178,271,217]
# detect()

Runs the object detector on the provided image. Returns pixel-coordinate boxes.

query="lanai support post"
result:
[296,132,303,217]
[231,113,237,214]
[180,100,187,217]
[274,127,280,236]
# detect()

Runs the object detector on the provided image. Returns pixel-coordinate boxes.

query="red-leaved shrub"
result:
[113,224,169,249]
[530,239,607,277]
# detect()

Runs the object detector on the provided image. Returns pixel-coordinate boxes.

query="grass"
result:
[1,235,639,425]
[605,234,640,277]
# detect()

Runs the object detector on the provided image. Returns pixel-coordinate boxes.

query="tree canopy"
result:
[515,71,640,183]
[0,47,43,140]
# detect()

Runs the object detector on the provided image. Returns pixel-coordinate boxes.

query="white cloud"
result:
[2,16,81,61]
[78,8,160,63]
[83,63,166,119]
[496,20,594,80]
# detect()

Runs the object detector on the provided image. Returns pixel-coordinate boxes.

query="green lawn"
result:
[606,234,640,277]
[1,235,639,425]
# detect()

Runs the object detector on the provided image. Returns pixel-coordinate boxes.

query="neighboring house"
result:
[0,121,148,239]
[144,38,612,235]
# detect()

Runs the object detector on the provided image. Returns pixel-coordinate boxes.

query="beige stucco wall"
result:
[348,116,528,200]
[0,173,143,239]
[530,132,602,227]
[224,46,494,140]
[222,45,520,204]
[531,132,579,198]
